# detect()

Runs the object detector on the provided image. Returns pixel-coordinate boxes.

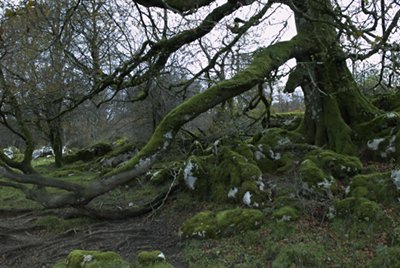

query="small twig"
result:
[147,169,179,220]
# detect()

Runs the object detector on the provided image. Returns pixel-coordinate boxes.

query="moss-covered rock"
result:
[64,142,113,164]
[272,243,326,268]
[369,246,400,268]
[298,149,362,193]
[251,128,302,173]
[349,172,398,204]
[137,250,171,267]
[304,149,362,180]
[354,113,400,162]
[180,145,267,206]
[180,208,264,239]
[299,159,327,188]
[63,250,131,268]
[335,197,384,221]
[272,206,299,221]
[215,208,264,236]
[180,211,217,238]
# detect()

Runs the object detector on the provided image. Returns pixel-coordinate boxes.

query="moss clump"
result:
[251,128,302,173]
[137,250,171,267]
[354,113,400,161]
[180,211,217,238]
[335,197,384,221]
[272,206,299,221]
[35,216,94,233]
[215,208,264,236]
[304,149,362,180]
[349,172,398,204]
[369,246,400,268]
[272,243,326,268]
[181,208,264,239]
[298,149,362,192]
[299,159,327,188]
[64,250,131,268]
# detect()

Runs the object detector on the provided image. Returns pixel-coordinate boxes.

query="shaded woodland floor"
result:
[0,201,190,268]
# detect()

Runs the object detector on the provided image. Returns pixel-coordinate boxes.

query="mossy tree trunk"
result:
[290,0,380,155]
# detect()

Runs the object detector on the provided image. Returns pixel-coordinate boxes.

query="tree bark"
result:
[290,0,380,155]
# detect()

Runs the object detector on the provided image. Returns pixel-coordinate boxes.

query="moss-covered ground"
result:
[2,128,400,267]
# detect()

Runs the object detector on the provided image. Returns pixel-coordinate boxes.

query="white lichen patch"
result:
[317,177,334,189]
[277,137,291,146]
[283,117,297,126]
[211,139,220,155]
[326,206,336,219]
[242,191,252,206]
[367,138,385,151]
[254,150,265,160]
[391,169,400,190]
[256,178,265,191]
[269,150,281,160]
[139,157,152,167]
[345,186,351,195]
[192,231,206,238]
[279,215,292,222]
[183,160,197,190]
[386,135,396,153]
[150,170,162,178]
[163,131,173,139]
[386,112,398,119]
[228,187,238,198]
[82,255,93,265]
[157,252,166,260]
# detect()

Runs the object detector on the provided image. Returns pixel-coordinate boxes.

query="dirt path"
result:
[0,207,188,268]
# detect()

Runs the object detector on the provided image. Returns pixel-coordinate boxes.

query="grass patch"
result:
[182,212,396,267]
[0,185,41,210]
